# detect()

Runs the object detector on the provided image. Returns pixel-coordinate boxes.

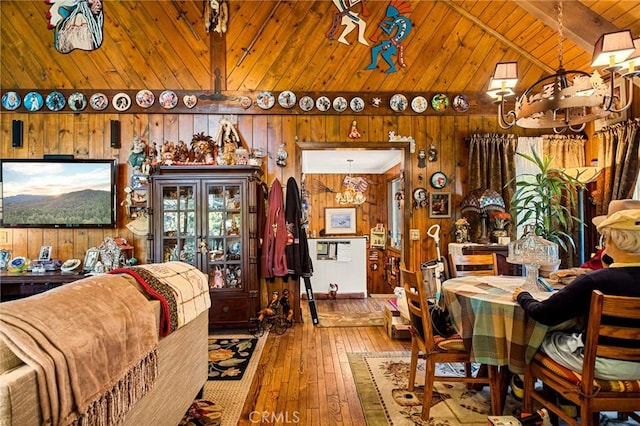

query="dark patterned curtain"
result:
[594,118,640,216]
[467,134,517,242]
[468,133,517,205]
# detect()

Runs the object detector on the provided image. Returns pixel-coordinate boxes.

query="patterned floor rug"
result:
[348,352,522,426]
[208,337,258,380]
[316,311,384,327]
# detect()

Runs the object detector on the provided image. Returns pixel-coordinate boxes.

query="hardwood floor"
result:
[239,297,411,425]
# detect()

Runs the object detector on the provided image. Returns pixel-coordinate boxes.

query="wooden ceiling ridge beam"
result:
[441,0,555,75]
[514,0,618,53]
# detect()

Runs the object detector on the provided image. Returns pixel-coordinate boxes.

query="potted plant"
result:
[508,150,582,255]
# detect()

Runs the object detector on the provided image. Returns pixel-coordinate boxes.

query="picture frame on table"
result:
[595,77,627,130]
[324,207,356,235]
[83,247,100,272]
[38,245,52,261]
[429,192,451,218]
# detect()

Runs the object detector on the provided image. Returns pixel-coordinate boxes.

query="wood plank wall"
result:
[1,112,546,274]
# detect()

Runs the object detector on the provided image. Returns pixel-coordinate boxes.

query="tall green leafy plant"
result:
[509,150,582,253]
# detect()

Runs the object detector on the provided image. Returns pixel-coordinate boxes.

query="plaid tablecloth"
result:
[441,276,549,374]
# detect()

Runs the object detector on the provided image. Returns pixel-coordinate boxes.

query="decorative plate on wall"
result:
[299,96,314,111]
[257,91,275,110]
[431,93,449,111]
[68,92,87,111]
[350,97,365,112]
[316,96,331,112]
[238,96,252,109]
[24,92,44,112]
[183,94,198,109]
[278,91,296,108]
[136,90,155,108]
[2,91,21,110]
[452,94,470,112]
[46,91,66,111]
[159,90,178,109]
[112,92,131,111]
[430,171,448,189]
[333,96,348,112]
[411,96,428,113]
[390,94,408,112]
[90,93,109,111]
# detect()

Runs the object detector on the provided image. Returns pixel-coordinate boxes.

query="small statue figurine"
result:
[276,144,288,167]
[280,289,294,323]
[348,120,361,139]
[454,217,471,243]
[328,283,339,300]
[258,290,280,321]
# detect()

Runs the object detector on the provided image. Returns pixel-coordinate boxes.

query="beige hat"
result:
[593,199,640,226]
[593,199,640,231]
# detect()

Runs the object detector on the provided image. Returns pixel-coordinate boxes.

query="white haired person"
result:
[513,199,640,380]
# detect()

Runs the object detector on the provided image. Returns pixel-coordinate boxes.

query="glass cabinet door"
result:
[159,184,197,265]
[206,183,243,290]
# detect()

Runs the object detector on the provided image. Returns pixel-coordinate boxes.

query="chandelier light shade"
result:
[489,1,637,132]
[335,159,367,205]
[591,30,636,69]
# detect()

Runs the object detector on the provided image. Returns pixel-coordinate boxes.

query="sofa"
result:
[0,262,210,426]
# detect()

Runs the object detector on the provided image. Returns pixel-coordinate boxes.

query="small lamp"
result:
[460,188,506,244]
[490,62,518,91]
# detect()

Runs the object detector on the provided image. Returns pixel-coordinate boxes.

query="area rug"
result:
[200,332,268,426]
[208,337,258,380]
[316,311,384,327]
[348,352,522,425]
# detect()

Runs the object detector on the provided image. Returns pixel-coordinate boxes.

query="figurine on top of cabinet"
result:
[128,137,148,171]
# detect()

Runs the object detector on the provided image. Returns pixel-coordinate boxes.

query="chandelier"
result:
[489,1,639,132]
[335,159,367,205]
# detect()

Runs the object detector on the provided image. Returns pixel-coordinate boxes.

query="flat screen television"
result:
[0,158,117,228]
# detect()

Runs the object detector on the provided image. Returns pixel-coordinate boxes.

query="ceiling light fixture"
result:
[489,0,639,132]
[335,159,367,205]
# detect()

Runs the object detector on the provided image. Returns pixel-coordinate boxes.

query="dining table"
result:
[440,275,553,376]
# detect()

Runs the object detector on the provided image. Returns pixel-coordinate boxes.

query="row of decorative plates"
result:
[2,90,471,113]
[253,91,470,113]
[1,90,184,112]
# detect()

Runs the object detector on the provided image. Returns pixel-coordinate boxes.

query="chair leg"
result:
[421,359,436,421]
[487,365,503,415]
[408,340,419,391]
[522,368,535,413]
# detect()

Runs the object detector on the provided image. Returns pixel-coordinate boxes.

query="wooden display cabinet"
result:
[149,165,262,329]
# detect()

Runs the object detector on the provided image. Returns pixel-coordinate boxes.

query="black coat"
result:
[284,177,313,279]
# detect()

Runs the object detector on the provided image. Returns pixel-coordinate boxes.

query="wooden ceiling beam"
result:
[514,1,618,53]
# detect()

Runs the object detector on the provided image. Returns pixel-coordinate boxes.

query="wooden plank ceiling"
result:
[1,1,639,99]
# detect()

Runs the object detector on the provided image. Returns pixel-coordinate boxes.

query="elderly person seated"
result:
[513,199,640,381]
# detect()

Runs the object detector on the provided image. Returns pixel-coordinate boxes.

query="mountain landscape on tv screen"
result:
[2,189,112,225]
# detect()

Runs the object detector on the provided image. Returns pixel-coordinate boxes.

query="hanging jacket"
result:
[284,177,313,280]
[260,178,288,279]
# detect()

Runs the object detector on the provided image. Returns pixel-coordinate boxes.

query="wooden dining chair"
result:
[522,290,640,426]
[448,253,498,278]
[400,264,502,420]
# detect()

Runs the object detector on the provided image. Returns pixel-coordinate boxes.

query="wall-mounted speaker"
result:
[110,120,121,149]
[12,120,23,148]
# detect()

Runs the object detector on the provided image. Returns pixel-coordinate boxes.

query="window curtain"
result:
[594,118,640,216]
[468,133,517,204]
[467,133,517,242]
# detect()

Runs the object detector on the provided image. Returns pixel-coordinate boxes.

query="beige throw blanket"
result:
[0,275,158,426]
[111,261,211,336]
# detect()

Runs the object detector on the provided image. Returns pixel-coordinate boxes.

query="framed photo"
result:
[324,207,356,235]
[429,192,451,218]
[38,245,52,261]
[595,77,627,130]
[83,247,100,272]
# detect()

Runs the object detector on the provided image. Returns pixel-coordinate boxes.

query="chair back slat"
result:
[400,265,435,347]
[449,253,498,278]
[582,290,640,385]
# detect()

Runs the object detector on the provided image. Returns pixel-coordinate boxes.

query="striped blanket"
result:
[111,261,211,337]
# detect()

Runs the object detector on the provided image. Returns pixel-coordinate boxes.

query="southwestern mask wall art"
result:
[47,0,104,54]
